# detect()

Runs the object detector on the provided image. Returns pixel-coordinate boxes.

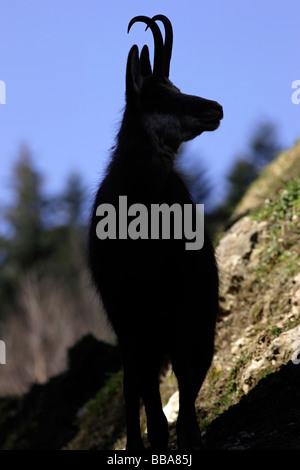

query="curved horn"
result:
[151,15,173,77]
[128,16,164,77]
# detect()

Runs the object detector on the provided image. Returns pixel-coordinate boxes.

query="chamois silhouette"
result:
[88,15,223,450]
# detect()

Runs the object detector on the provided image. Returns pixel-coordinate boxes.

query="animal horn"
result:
[128,16,164,78]
[152,15,173,78]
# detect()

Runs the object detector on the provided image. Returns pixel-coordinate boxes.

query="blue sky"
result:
[0,0,299,226]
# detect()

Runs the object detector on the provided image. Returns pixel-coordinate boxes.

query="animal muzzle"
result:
[202,100,223,122]
[199,100,223,130]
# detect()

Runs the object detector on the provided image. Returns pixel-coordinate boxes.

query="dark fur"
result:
[88,16,223,450]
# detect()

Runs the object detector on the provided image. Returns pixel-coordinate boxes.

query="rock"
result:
[216,217,267,313]
[267,324,300,364]
[163,391,179,423]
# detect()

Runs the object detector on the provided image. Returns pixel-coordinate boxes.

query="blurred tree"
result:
[4,145,45,271]
[0,147,45,314]
[250,122,281,170]
[223,157,258,211]
[0,147,88,312]
[43,171,87,285]
[60,172,86,227]
[210,121,282,233]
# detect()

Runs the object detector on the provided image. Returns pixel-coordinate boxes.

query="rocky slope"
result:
[190,138,300,448]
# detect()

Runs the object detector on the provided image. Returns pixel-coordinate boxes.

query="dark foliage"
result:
[0,334,121,450]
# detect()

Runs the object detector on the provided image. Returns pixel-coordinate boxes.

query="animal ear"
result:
[126,45,142,104]
[140,45,152,77]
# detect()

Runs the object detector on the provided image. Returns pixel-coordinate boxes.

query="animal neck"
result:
[116,107,178,171]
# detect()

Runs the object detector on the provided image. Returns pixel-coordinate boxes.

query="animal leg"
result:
[140,366,169,450]
[172,344,213,450]
[123,358,144,450]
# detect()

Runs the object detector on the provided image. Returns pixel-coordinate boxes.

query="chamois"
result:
[88,15,223,450]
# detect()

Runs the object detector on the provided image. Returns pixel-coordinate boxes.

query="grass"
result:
[250,178,300,294]
[253,178,300,224]
[68,370,125,450]
[268,325,282,337]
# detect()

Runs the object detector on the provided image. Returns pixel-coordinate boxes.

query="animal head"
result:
[126,15,223,154]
